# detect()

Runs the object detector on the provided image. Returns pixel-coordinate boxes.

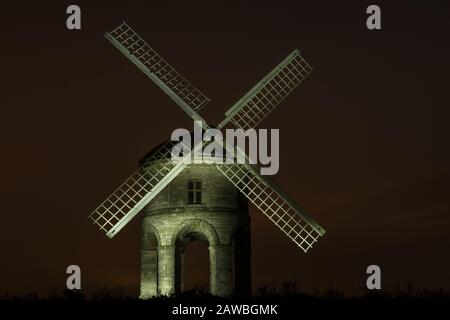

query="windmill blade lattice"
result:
[89,141,191,238]
[106,22,210,112]
[219,50,312,130]
[216,162,324,252]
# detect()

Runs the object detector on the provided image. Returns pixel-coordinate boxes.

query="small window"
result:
[187,180,202,204]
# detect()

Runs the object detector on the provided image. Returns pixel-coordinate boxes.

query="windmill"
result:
[90,22,325,298]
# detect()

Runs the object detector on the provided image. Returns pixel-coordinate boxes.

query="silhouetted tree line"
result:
[0,281,449,301]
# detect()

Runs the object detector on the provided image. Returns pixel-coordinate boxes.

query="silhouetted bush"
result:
[0,284,449,301]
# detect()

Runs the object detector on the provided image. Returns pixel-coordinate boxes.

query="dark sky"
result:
[1,0,449,295]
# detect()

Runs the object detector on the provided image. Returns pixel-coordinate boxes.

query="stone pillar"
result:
[174,246,185,294]
[210,245,233,296]
[158,245,176,295]
[140,248,158,298]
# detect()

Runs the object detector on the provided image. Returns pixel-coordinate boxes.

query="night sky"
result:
[1,1,449,295]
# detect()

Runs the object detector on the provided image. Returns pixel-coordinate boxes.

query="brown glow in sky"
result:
[1,1,449,295]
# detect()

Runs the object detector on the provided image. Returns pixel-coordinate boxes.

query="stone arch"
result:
[170,219,220,293]
[171,219,220,248]
[141,221,161,249]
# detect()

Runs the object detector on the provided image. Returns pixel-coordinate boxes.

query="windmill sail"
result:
[106,22,210,115]
[214,51,323,251]
[89,141,191,238]
[216,162,324,252]
[219,50,312,130]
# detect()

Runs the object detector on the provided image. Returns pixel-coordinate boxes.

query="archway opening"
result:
[183,239,210,293]
[175,230,211,294]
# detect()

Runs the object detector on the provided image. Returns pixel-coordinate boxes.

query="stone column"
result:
[174,246,185,294]
[140,248,158,298]
[158,245,176,295]
[210,244,233,296]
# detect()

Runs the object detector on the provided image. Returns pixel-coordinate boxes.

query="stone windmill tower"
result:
[139,144,251,297]
[89,22,325,298]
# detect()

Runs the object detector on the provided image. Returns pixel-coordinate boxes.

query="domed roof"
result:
[139,139,176,166]
[139,135,229,166]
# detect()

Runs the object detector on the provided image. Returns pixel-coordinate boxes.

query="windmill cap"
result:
[139,127,226,166]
